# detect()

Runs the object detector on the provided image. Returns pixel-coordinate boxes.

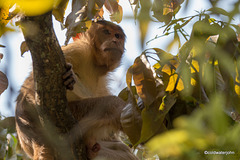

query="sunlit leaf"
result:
[132,55,157,106]
[109,4,123,23]
[0,3,10,37]
[165,74,184,92]
[152,0,184,24]
[0,71,8,95]
[191,78,197,86]
[52,0,69,23]
[153,63,161,70]
[126,66,133,92]
[190,59,200,73]
[159,93,177,112]
[208,18,216,23]
[147,123,209,159]
[147,130,189,158]
[105,0,123,23]
[147,93,233,159]
[14,0,61,16]
[0,7,9,25]
[97,7,104,18]
[161,60,178,75]
[152,0,171,24]
[235,67,240,96]
[65,0,104,44]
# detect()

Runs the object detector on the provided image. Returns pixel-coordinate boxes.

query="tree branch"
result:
[20,11,87,159]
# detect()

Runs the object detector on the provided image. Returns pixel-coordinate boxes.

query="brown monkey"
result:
[15,20,138,160]
[62,20,126,101]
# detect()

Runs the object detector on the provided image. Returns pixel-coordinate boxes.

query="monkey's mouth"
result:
[104,48,122,54]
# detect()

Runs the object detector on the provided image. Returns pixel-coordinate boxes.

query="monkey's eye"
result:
[115,33,120,39]
[103,29,111,35]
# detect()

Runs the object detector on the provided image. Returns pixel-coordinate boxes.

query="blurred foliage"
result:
[0,116,29,160]
[119,0,240,160]
[1,0,240,159]
[0,0,123,44]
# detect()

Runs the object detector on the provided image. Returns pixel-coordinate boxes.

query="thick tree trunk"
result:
[20,12,87,159]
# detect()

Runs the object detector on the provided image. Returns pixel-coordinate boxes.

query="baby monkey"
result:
[15,20,138,159]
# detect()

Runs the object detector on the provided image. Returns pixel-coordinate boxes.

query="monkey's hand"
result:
[63,63,76,90]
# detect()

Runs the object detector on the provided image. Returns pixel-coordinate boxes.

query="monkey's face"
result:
[90,21,126,72]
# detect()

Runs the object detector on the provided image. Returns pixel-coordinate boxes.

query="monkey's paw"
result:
[63,63,76,90]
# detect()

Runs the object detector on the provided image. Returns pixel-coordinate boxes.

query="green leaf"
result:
[136,93,176,145]
[131,55,157,106]
[126,66,133,93]
[230,24,240,34]
[0,129,7,158]
[53,0,69,23]
[118,86,137,102]
[177,61,193,96]
[120,103,142,145]
[0,117,16,133]
[206,93,229,135]
[159,93,177,113]
[208,7,230,17]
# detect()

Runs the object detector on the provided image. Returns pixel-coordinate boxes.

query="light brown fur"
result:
[15,20,138,160]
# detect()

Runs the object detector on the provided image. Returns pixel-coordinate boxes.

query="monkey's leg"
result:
[16,114,55,160]
[95,140,139,160]
[68,96,126,135]
[33,143,55,160]
[16,97,56,160]
[68,97,139,160]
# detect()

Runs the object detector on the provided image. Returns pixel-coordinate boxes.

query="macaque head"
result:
[87,20,126,72]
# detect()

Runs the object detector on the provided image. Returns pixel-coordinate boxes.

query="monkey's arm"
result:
[63,63,93,101]
[71,75,94,98]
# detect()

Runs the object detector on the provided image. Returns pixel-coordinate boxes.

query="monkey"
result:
[62,20,126,101]
[15,20,138,160]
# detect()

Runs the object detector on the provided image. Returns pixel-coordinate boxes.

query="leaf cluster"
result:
[119,2,240,159]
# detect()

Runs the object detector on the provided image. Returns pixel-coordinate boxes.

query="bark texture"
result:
[20,11,87,159]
